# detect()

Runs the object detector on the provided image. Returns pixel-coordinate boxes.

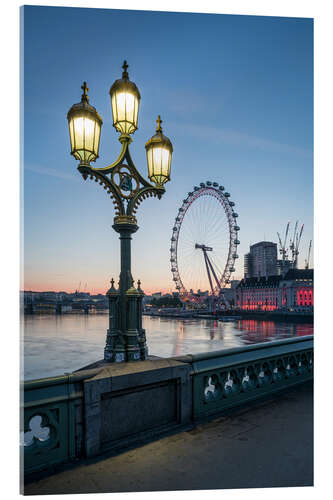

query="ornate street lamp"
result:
[67,61,173,363]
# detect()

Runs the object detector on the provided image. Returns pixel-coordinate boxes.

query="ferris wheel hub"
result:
[195,243,213,251]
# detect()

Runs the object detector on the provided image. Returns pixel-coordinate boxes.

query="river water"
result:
[21,313,313,381]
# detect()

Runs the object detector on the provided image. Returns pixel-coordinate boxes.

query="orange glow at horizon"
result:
[23,279,173,296]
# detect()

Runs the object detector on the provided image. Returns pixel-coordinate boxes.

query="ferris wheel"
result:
[170,181,240,301]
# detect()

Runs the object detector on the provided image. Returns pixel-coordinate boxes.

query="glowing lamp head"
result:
[145,116,173,187]
[109,61,141,137]
[67,82,103,165]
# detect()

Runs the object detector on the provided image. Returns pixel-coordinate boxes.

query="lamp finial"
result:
[81,81,89,102]
[156,115,163,133]
[122,60,129,80]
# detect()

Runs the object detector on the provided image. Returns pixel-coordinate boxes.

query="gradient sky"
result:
[22,6,313,295]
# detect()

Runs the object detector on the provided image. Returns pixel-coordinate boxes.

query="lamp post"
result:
[67,61,173,363]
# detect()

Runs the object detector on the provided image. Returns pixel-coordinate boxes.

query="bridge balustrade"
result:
[21,368,101,476]
[173,336,313,420]
[22,336,313,478]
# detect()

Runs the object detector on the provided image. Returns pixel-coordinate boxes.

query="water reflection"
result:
[22,314,313,381]
[236,319,314,345]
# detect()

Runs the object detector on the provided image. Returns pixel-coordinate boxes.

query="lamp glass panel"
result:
[116,91,126,123]
[154,147,170,178]
[74,117,84,151]
[133,98,138,130]
[69,119,75,151]
[84,117,96,151]
[125,92,135,124]
[147,148,153,178]
[94,123,101,155]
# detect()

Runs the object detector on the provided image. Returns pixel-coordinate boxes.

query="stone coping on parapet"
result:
[75,355,190,381]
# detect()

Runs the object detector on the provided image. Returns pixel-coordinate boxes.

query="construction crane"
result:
[277,221,290,273]
[75,281,81,295]
[286,221,306,269]
[293,223,304,269]
[289,221,298,266]
[305,240,312,269]
[294,224,304,269]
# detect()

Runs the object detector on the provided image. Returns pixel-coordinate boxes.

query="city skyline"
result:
[23,6,313,295]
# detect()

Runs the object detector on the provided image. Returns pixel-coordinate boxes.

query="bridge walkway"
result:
[24,382,313,494]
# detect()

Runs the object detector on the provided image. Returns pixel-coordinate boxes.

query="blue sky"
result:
[22,6,313,294]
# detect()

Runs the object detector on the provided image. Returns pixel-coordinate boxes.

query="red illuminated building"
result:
[236,269,313,311]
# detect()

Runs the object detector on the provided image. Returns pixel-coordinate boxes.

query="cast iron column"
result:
[104,217,147,362]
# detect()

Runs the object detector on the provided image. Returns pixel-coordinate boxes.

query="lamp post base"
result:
[104,277,148,363]
[104,333,148,363]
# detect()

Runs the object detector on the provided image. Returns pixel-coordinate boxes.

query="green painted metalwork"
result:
[21,369,101,476]
[68,65,173,363]
[177,336,314,420]
[77,135,167,363]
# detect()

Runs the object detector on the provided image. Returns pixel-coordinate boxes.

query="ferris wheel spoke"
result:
[206,211,228,240]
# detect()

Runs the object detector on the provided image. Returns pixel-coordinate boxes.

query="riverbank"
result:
[236,310,313,323]
[144,310,313,323]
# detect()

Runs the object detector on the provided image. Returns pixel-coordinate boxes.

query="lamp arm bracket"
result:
[123,145,154,189]
[88,140,128,174]
[127,185,165,217]
[77,165,124,216]
[83,139,156,190]
[77,139,165,218]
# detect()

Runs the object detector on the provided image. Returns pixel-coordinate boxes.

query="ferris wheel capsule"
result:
[233,212,238,218]
[224,192,230,197]
[229,201,235,206]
